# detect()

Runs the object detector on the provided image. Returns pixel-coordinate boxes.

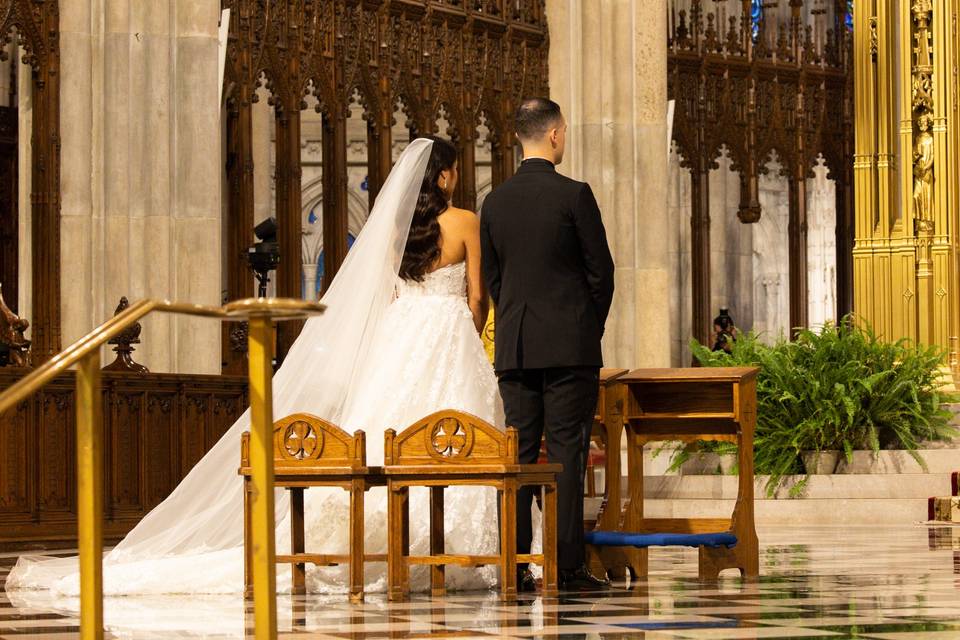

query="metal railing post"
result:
[0,298,322,640]
[76,351,104,640]
[247,316,278,639]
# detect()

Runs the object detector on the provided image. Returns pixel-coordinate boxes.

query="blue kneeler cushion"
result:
[585,530,738,549]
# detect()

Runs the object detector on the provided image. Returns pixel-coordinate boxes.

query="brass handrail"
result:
[0,300,224,414]
[0,297,324,640]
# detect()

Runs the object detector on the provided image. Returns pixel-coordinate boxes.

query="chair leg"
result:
[243,479,253,598]
[349,479,365,602]
[542,482,558,596]
[500,480,518,601]
[387,484,402,601]
[400,487,410,598]
[430,486,446,597]
[289,487,306,596]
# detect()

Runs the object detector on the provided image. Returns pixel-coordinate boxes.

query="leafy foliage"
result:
[686,317,957,496]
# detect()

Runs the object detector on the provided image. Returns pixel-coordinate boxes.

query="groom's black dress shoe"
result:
[518,568,537,593]
[558,564,610,591]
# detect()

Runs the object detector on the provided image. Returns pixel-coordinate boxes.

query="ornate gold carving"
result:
[912,1,934,64]
[869,17,878,59]
[913,113,935,231]
[911,0,935,233]
[481,307,495,364]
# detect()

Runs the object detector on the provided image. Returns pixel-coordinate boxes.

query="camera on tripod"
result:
[247,217,280,298]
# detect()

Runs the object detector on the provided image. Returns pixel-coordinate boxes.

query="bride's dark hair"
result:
[399,135,458,282]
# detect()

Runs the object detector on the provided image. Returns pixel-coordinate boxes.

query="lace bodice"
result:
[396,262,467,299]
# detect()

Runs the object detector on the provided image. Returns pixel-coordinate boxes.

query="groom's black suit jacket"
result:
[480,158,615,372]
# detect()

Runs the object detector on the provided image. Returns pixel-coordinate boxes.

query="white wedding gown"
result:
[8,265,504,596]
[5,139,517,601]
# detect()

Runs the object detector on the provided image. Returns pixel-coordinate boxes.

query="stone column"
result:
[59,0,222,374]
[252,97,273,225]
[548,0,672,367]
[17,45,32,323]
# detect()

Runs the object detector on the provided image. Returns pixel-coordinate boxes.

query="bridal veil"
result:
[6,137,436,590]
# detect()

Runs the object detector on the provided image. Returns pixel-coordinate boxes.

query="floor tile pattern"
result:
[2,525,960,638]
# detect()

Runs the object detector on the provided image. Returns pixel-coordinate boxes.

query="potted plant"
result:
[687,317,957,496]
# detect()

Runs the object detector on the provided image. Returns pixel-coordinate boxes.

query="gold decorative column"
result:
[853,0,960,375]
[852,0,884,336]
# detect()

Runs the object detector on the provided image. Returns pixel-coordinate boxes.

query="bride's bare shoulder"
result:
[440,206,479,227]
[442,205,477,218]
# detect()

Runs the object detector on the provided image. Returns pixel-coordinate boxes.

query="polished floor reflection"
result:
[2,524,960,639]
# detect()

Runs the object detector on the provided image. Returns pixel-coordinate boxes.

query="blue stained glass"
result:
[750,0,762,41]
[845,0,853,31]
[307,210,318,224]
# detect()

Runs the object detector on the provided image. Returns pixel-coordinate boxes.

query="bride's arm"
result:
[464,211,489,333]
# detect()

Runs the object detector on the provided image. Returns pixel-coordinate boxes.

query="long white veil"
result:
[6,137,435,589]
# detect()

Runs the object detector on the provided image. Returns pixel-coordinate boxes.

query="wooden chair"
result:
[239,413,385,601]
[586,367,760,582]
[383,410,561,601]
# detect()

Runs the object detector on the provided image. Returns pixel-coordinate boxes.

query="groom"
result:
[480,98,615,591]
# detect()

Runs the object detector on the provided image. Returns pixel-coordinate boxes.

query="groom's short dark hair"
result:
[514,97,562,141]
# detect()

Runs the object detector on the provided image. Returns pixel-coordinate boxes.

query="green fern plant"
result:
[686,316,957,497]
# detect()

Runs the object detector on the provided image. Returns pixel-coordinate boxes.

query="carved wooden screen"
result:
[0,0,61,363]
[221,0,549,370]
[668,0,853,343]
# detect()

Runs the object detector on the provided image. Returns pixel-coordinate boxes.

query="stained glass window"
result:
[845,0,853,31]
[751,0,762,41]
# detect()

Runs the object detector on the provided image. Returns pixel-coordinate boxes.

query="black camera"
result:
[247,217,280,298]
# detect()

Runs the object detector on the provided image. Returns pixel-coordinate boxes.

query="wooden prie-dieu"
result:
[586,367,760,581]
[239,413,385,601]
[383,410,561,601]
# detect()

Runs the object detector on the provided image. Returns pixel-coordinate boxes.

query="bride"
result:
[7,136,515,596]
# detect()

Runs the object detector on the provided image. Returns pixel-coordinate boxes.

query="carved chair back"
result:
[241,412,366,471]
[384,410,517,466]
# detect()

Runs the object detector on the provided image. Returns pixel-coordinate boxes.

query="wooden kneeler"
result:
[586,368,761,582]
[384,410,561,601]
[239,413,385,601]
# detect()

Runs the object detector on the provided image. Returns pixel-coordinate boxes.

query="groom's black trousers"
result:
[498,366,600,572]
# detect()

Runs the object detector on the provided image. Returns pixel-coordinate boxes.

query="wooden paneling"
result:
[0,370,248,549]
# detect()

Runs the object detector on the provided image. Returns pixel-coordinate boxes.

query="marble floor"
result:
[2,525,960,639]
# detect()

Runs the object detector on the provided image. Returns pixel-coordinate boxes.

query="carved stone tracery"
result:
[668,0,853,343]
